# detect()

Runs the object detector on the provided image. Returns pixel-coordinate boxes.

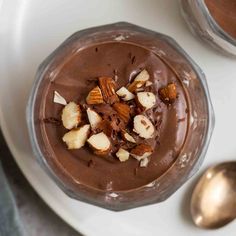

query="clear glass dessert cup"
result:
[180,0,236,57]
[27,22,215,211]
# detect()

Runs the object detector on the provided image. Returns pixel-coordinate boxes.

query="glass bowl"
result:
[180,0,236,57]
[27,22,215,211]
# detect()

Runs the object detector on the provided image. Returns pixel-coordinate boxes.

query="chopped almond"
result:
[140,157,150,167]
[128,69,150,92]
[130,144,153,161]
[121,130,136,143]
[116,148,130,162]
[61,102,81,129]
[112,102,130,123]
[145,81,153,87]
[99,77,119,104]
[116,87,135,101]
[136,92,156,110]
[159,83,177,104]
[133,115,155,139]
[96,120,113,136]
[87,132,111,155]
[86,86,104,104]
[62,124,90,149]
[53,91,67,105]
[86,108,102,130]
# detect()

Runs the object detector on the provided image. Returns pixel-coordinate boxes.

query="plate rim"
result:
[0,114,89,235]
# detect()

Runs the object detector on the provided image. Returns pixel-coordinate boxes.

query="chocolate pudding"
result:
[39,41,188,191]
[204,0,236,39]
[28,23,213,210]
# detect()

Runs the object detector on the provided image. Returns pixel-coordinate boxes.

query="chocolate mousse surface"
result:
[204,0,236,39]
[39,41,189,191]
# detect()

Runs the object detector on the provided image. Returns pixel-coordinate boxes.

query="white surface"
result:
[0,0,236,235]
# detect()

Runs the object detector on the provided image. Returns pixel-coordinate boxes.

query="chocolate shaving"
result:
[96,120,113,136]
[85,78,98,85]
[43,117,61,126]
[154,119,162,128]
[88,159,95,167]
[131,56,136,64]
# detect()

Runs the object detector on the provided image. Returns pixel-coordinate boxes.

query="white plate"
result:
[0,0,236,235]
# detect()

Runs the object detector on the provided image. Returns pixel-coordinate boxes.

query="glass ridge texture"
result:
[180,0,236,57]
[27,22,215,211]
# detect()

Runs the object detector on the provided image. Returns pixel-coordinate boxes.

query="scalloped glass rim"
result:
[180,0,236,57]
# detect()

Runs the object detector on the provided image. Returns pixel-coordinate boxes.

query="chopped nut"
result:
[145,81,153,87]
[116,86,135,101]
[53,91,67,105]
[86,108,102,130]
[87,132,111,155]
[140,157,150,167]
[130,144,153,161]
[136,92,156,110]
[133,115,155,139]
[116,148,130,162]
[86,86,104,104]
[128,70,150,92]
[62,124,90,149]
[159,83,177,104]
[99,77,119,104]
[121,130,136,143]
[61,102,81,129]
[112,102,130,123]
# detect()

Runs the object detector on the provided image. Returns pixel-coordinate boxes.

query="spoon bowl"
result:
[191,162,236,229]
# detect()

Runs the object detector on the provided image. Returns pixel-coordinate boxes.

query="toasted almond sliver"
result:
[53,91,67,105]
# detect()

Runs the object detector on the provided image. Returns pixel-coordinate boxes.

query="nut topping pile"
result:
[53,69,177,167]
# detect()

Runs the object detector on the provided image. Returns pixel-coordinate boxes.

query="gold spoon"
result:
[191,162,236,229]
